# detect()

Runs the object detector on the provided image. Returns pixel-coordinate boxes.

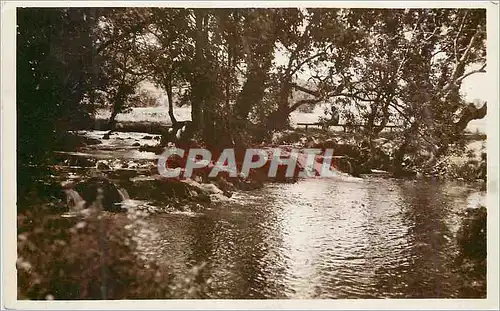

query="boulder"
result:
[213,176,236,197]
[73,177,126,212]
[96,160,111,171]
[125,176,211,205]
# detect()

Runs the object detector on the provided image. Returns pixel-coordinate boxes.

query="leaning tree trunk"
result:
[233,10,276,132]
[107,94,124,133]
[435,101,487,157]
[233,34,275,130]
[266,106,292,132]
[107,109,119,131]
[233,61,272,123]
[272,78,295,131]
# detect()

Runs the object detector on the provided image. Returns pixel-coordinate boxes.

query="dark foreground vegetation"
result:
[16,7,487,299]
[456,206,487,297]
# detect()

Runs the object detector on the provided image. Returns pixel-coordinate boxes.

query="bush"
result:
[17,203,209,299]
[457,206,487,261]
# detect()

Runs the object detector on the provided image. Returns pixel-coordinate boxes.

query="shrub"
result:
[17,203,208,299]
[457,206,486,261]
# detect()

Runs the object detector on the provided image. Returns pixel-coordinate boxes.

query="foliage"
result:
[17,203,209,299]
[17,8,94,165]
[18,7,488,185]
[128,88,160,108]
[92,8,153,129]
[457,206,486,261]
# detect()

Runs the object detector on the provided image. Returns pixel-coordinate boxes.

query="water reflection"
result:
[130,177,485,299]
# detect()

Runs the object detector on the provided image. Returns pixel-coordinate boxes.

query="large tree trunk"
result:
[233,61,273,123]
[266,106,292,132]
[233,10,276,128]
[107,87,125,132]
[272,78,294,131]
[107,109,119,131]
[233,38,275,126]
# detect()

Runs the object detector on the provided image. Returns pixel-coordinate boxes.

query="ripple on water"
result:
[122,177,484,299]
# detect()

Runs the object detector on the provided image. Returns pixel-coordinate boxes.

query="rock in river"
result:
[73,177,128,212]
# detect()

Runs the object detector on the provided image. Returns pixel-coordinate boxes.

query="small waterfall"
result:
[64,189,86,212]
[117,187,130,201]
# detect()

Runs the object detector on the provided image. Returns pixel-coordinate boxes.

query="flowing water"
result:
[126,177,486,299]
[55,131,487,298]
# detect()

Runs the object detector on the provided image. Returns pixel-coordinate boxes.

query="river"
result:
[56,131,487,299]
[125,177,485,299]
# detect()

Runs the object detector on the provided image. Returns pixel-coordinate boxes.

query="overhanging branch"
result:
[456,63,487,83]
[291,83,322,97]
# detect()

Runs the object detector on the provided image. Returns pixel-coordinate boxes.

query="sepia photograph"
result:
[1,1,499,309]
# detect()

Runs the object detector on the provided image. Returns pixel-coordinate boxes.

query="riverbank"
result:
[43,124,487,216]
[91,106,487,182]
[15,124,488,299]
[269,128,486,181]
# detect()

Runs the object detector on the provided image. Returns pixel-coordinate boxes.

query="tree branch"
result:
[423,26,439,42]
[444,26,485,94]
[122,67,152,77]
[329,92,375,103]
[454,12,468,64]
[289,50,327,77]
[459,27,483,64]
[454,101,487,133]
[95,23,147,56]
[388,101,412,124]
[291,83,322,97]
[455,63,486,84]
[443,25,486,95]
[395,14,423,77]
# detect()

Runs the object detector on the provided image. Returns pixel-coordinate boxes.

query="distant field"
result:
[96,105,486,133]
[96,107,191,126]
[95,106,330,127]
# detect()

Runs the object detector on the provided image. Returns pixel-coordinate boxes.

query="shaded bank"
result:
[269,128,487,181]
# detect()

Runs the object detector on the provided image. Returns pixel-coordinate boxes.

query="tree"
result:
[93,8,152,132]
[18,8,486,174]
[17,8,100,197]
[306,9,487,173]
[262,8,365,131]
[139,8,194,126]
[233,9,281,125]
[393,8,487,171]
